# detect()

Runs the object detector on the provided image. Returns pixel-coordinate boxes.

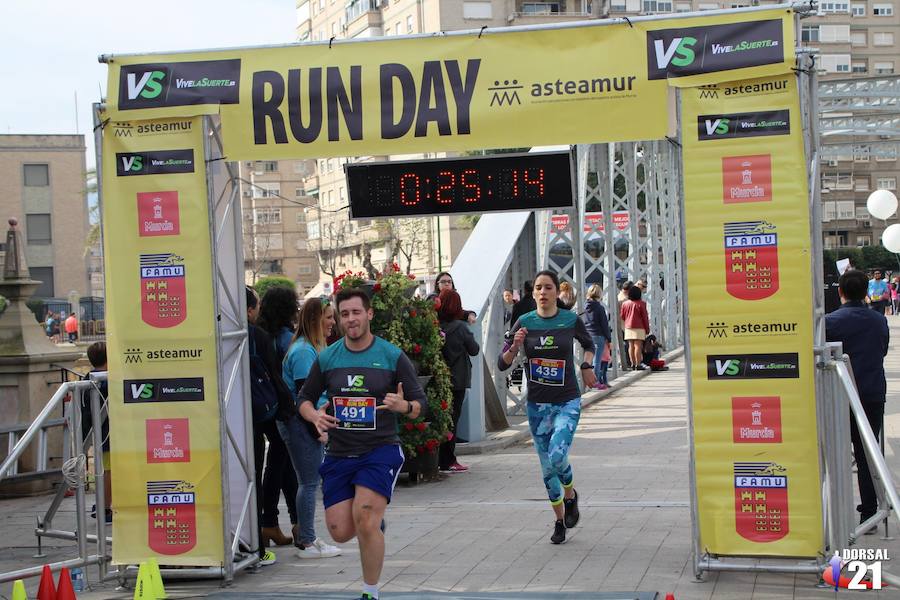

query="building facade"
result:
[295,0,899,268]
[0,135,90,300]
[239,159,321,292]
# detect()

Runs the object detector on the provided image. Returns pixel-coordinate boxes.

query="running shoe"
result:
[593,383,608,390]
[635,363,648,370]
[551,519,567,544]
[564,489,580,528]
[358,594,376,600]
[259,549,277,566]
[296,538,342,559]
[448,462,468,472]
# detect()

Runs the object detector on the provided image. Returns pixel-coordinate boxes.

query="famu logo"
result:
[707,353,799,380]
[697,110,790,141]
[116,150,195,176]
[647,19,784,80]
[118,59,240,110]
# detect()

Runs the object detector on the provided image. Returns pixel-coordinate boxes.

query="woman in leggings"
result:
[499,271,596,544]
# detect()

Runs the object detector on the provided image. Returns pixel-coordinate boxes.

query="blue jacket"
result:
[825,300,889,403]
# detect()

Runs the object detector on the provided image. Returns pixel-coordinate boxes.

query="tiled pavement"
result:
[5,322,900,599]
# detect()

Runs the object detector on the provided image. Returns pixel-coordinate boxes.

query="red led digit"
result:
[524,168,545,196]
[511,169,519,197]
[399,173,421,206]
[461,169,481,203]
[437,170,455,204]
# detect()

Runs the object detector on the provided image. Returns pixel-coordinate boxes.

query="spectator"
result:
[431,271,477,323]
[559,281,576,310]
[83,341,111,523]
[44,311,55,339]
[826,269,889,531]
[620,285,650,370]
[280,297,342,559]
[617,281,634,369]
[255,285,302,548]
[583,284,611,390]
[51,312,61,343]
[503,289,515,325]
[247,286,294,565]
[510,280,536,328]
[891,277,900,315]
[437,289,480,473]
[868,270,889,315]
[65,312,79,343]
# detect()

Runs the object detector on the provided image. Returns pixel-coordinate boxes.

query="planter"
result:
[401,449,439,485]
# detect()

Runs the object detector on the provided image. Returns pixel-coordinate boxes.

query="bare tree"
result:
[385,218,430,274]
[315,218,347,279]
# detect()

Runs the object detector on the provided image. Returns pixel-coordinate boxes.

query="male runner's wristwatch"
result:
[580,362,593,370]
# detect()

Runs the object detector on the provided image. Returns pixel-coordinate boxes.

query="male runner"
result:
[299,288,426,600]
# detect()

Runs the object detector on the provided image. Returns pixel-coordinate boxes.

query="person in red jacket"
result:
[620,285,650,370]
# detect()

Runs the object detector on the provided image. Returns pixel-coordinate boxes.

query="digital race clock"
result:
[345,150,574,219]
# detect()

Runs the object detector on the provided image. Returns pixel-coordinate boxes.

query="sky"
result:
[0,1,298,168]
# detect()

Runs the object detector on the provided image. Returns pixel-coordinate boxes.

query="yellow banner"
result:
[103,8,794,159]
[102,117,224,566]
[681,75,822,556]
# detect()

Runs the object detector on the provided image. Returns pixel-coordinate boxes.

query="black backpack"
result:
[248,327,279,424]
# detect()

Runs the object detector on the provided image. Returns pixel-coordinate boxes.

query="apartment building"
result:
[238,159,321,291]
[0,135,90,299]
[806,2,900,248]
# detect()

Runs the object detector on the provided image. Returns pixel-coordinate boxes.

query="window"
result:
[252,182,280,198]
[874,32,894,45]
[857,235,872,247]
[852,60,867,73]
[328,190,335,206]
[801,26,819,42]
[30,267,54,298]
[298,264,312,274]
[823,202,837,221]
[307,221,320,240]
[463,1,493,17]
[395,23,401,35]
[254,161,278,173]
[318,159,325,173]
[253,207,282,225]
[878,177,897,190]
[855,177,870,191]
[820,1,850,13]
[296,187,305,198]
[820,54,851,73]
[675,2,691,10]
[823,172,854,190]
[854,145,871,161]
[820,24,850,42]
[610,0,627,8]
[851,31,866,46]
[698,3,720,9]
[26,214,51,244]
[643,0,673,11]
[837,200,855,220]
[23,164,49,187]
[856,206,871,221]
[873,3,894,15]
[406,15,413,33]
[297,210,307,223]
[851,2,865,14]
[255,233,283,251]
[874,61,895,74]
[339,186,346,204]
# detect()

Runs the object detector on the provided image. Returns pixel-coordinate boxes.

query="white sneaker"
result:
[296,537,342,559]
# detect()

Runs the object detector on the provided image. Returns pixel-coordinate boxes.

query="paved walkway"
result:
[5,323,900,599]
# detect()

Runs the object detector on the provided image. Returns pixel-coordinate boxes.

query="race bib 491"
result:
[333,396,376,430]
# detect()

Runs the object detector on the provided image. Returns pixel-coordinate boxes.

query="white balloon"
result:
[882,223,900,253]
[867,189,899,220]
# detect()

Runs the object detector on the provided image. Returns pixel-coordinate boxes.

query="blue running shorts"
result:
[320,444,405,509]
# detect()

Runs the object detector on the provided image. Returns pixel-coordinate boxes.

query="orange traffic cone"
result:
[36,565,56,600]
[56,567,77,600]
[665,594,675,600]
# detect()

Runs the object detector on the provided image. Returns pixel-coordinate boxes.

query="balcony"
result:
[509,0,592,25]
[345,0,383,34]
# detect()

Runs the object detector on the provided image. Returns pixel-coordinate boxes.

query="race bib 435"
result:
[529,358,566,386]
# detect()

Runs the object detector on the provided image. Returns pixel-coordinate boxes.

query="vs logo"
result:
[705,118,730,136]
[653,37,697,69]
[347,375,365,387]
[120,153,145,174]
[130,382,155,400]
[540,336,555,347]
[714,359,741,376]
[126,70,167,101]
